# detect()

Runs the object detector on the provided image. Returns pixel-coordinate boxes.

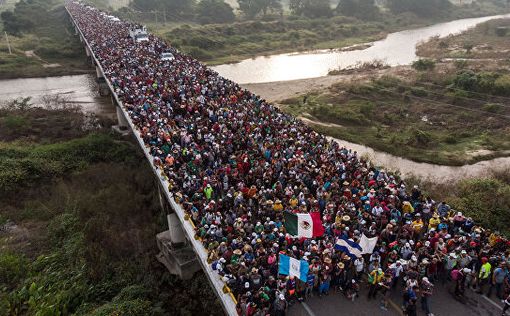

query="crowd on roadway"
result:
[67,2,510,315]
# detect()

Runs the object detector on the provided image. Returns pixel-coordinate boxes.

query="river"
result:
[1,15,509,181]
[0,75,115,118]
[213,14,510,84]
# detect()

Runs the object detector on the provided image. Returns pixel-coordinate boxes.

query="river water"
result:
[0,75,115,118]
[329,137,510,182]
[1,15,509,181]
[213,14,510,84]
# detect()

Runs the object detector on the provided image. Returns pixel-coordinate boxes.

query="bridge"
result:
[64,3,509,316]
[65,3,238,315]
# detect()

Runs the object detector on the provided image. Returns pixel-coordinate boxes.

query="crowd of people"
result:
[67,2,510,315]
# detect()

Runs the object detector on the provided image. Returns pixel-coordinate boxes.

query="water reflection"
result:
[0,74,115,118]
[213,14,510,84]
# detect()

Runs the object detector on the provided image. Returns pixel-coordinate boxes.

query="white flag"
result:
[359,234,378,254]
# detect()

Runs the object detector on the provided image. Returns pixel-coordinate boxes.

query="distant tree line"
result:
[1,0,57,35]
[1,0,503,32]
[124,0,475,23]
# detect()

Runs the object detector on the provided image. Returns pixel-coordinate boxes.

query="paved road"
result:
[289,282,504,316]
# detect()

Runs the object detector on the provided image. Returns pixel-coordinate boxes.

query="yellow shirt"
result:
[273,203,283,212]
[412,220,424,232]
[428,217,440,230]
[479,262,492,279]
[403,202,414,214]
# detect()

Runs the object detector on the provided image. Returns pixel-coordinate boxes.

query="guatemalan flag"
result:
[335,236,363,259]
[278,254,309,282]
[284,211,325,238]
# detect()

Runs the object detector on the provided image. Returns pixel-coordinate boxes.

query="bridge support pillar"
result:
[95,65,103,78]
[156,213,201,280]
[111,97,131,135]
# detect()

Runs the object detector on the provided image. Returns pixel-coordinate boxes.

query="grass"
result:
[147,2,510,65]
[0,5,92,79]
[281,70,510,166]
[417,18,510,60]
[0,105,222,315]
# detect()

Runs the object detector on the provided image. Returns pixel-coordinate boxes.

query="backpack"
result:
[451,269,460,281]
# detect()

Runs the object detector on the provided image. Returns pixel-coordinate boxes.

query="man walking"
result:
[420,277,434,316]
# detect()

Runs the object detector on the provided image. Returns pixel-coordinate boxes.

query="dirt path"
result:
[298,116,344,129]
[242,65,413,102]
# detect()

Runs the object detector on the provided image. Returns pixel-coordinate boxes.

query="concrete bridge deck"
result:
[65,5,238,316]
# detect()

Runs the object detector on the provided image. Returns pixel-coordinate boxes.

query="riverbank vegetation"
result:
[143,0,509,64]
[407,168,510,237]
[1,0,508,78]
[0,0,91,79]
[281,64,510,165]
[417,17,510,60]
[0,99,221,315]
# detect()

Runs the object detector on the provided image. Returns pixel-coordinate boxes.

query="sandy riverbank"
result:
[242,66,413,102]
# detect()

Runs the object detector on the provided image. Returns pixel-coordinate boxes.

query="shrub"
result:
[411,87,428,97]
[0,133,136,193]
[453,70,479,91]
[185,47,212,60]
[454,59,468,69]
[0,253,28,288]
[495,27,508,37]
[2,115,27,129]
[494,74,510,96]
[483,103,503,113]
[407,128,434,147]
[91,299,153,316]
[412,59,435,71]
[452,178,510,236]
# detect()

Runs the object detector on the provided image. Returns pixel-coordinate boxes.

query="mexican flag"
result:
[284,211,324,238]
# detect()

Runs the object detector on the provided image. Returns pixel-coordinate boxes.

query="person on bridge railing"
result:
[66,2,510,315]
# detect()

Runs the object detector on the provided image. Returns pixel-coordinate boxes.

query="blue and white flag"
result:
[335,236,363,259]
[278,254,309,282]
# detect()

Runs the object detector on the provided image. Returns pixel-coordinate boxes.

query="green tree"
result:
[238,0,265,18]
[289,0,332,17]
[387,0,451,17]
[130,0,195,16]
[1,0,51,35]
[197,0,235,23]
[261,0,283,15]
[336,0,378,19]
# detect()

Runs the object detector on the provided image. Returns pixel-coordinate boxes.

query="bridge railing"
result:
[65,6,238,316]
